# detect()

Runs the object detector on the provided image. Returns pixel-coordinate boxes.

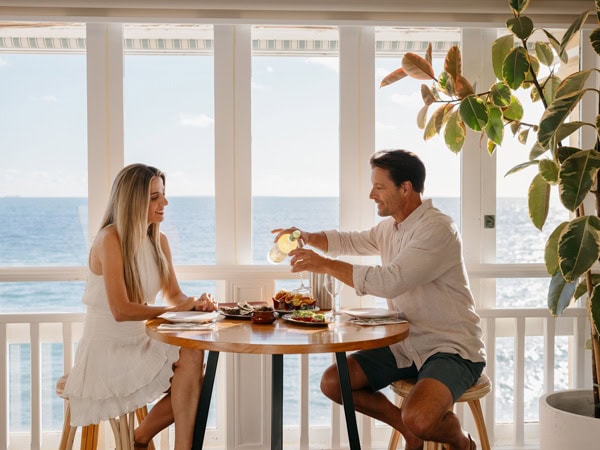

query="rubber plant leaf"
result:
[502,47,530,89]
[547,270,578,316]
[425,42,432,64]
[380,67,407,87]
[507,16,534,41]
[574,274,600,300]
[535,41,555,67]
[538,90,585,147]
[484,106,504,145]
[416,103,429,130]
[558,215,600,282]
[559,10,592,57]
[402,53,435,80]
[459,96,488,131]
[528,172,550,230]
[539,158,559,184]
[590,27,600,55]
[591,284,600,335]
[444,110,466,153]
[556,121,587,143]
[502,95,524,122]
[423,104,452,140]
[529,141,547,160]
[490,82,512,107]
[559,149,600,211]
[555,70,592,99]
[492,35,515,80]
[455,75,475,99]
[545,222,569,276]
[504,159,538,177]
[530,75,561,104]
[557,146,583,164]
[444,46,462,79]
[542,29,567,63]
[420,84,435,106]
[509,0,530,14]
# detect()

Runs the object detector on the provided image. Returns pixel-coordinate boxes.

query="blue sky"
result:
[0,51,536,198]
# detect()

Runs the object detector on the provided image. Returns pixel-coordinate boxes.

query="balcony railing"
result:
[0,307,590,449]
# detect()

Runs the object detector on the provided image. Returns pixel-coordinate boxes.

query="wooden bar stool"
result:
[56,374,155,450]
[387,373,492,450]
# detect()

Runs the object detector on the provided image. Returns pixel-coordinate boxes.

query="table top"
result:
[146,316,409,355]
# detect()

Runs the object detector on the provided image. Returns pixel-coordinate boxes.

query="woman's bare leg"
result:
[133,394,174,446]
[170,348,205,450]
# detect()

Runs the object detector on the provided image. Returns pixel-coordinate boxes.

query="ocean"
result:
[0,196,568,432]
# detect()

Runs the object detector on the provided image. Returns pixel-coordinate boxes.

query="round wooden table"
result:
[146,316,409,450]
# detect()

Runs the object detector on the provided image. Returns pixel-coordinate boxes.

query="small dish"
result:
[251,310,278,324]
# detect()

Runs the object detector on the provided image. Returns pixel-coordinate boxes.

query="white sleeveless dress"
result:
[63,239,180,426]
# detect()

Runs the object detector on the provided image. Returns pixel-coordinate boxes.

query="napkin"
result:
[348,317,408,326]
[157,322,216,331]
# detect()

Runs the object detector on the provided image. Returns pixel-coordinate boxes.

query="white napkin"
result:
[159,310,220,323]
[348,317,408,326]
[157,322,215,331]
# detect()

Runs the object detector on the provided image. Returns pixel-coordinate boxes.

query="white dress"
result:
[63,239,180,426]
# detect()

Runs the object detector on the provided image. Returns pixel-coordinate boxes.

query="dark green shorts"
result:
[351,347,485,402]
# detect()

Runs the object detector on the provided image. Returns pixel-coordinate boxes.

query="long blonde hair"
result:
[98,164,170,304]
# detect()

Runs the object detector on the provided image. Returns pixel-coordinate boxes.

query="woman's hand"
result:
[192,293,218,312]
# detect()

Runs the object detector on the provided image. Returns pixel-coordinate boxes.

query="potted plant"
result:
[380,0,600,447]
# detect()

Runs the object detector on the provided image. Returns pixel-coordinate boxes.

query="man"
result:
[279,149,485,450]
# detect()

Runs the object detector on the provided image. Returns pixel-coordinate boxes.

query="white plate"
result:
[341,308,397,319]
[159,311,220,323]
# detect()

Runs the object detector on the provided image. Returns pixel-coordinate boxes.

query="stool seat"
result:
[388,373,491,450]
[56,374,154,450]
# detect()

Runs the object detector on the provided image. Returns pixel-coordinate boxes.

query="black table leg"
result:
[192,350,220,450]
[271,354,284,450]
[335,351,361,450]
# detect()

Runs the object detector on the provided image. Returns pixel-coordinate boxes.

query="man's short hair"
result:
[369,149,426,193]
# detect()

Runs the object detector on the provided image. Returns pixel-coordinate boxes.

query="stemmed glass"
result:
[324,274,343,316]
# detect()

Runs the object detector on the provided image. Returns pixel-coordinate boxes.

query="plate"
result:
[282,315,330,327]
[341,308,397,319]
[220,311,252,320]
[159,311,220,323]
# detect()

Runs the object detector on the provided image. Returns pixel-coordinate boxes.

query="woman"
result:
[63,163,215,450]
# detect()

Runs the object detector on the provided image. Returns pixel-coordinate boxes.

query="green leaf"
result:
[444,46,462,79]
[423,104,452,140]
[459,96,489,131]
[574,274,600,300]
[590,27,600,56]
[529,141,547,159]
[591,284,600,335]
[487,140,497,155]
[539,158,559,183]
[492,35,515,80]
[538,91,585,147]
[545,222,569,275]
[402,52,436,80]
[502,47,530,89]
[556,121,586,142]
[505,159,539,177]
[557,146,582,164]
[547,270,577,316]
[518,129,529,144]
[444,110,466,153]
[555,70,592,99]
[507,16,534,40]
[484,106,504,145]
[503,95,524,122]
[490,82,512,107]
[533,75,561,105]
[509,0,530,14]
[542,29,567,63]
[560,10,591,57]
[558,215,600,282]
[528,173,550,230]
[559,150,600,211]
[535,41,555,66]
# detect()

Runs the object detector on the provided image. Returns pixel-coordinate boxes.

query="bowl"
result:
[251,310,277,324]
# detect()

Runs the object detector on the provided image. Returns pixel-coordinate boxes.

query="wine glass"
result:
[324,274,343,316]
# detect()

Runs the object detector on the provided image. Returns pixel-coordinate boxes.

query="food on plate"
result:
[220,303,273,316]
[290,310,326,323]
[272,289,317,311]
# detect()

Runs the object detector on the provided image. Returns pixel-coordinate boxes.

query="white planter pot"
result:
[539,389,600,450]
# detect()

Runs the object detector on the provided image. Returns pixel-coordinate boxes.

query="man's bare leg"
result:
[320,358,472,450]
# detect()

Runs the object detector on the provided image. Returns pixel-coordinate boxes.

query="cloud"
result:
[178,113,214,128]
[304,57,339,73]
[266,65,273,73]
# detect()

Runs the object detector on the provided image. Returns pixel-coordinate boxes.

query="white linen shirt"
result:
[324,199,486,369]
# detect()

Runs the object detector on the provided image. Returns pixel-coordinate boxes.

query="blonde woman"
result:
[63,163,216,450]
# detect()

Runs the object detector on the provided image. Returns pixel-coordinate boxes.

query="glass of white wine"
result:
[324,274,343,317]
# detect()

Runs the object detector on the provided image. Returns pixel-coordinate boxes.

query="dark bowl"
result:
[251,310,277,324]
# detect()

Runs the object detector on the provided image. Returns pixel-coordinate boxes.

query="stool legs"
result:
[467,399,491,450]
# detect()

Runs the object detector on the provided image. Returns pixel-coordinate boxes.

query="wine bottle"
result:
[267,230,302,263]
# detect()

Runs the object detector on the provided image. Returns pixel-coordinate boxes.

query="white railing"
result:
[0,307,590,450]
